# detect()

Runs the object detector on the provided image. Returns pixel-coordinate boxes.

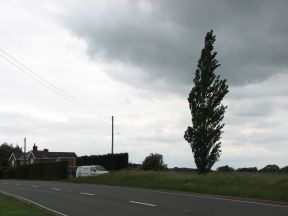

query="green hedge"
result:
[2,167,16,179]
[77,153,128,170]
[0,167,4,178]
[1,161,68,180]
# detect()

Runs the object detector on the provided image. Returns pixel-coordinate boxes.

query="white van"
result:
[76,165,109,177]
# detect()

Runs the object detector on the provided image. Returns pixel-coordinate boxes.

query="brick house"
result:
[9,144,77,171]
[8,152,28,167]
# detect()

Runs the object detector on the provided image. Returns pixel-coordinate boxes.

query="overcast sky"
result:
[0,0,287,169]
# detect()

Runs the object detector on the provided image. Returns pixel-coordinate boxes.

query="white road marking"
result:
[15,184,22,186]
[80,192,95,196]
[141,190,288,208]
[129,201,156,207]
[51,187,61,191]
[98,185,288,208]
[32,185,39,188]
[0,191,69,216]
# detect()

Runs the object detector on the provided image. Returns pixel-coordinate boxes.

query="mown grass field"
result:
[0,193,56,216]
[68,170,288,202]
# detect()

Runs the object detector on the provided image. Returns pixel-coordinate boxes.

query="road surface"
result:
[0,179,287,216]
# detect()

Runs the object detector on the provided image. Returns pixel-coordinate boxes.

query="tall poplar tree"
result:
[184,30,229,174]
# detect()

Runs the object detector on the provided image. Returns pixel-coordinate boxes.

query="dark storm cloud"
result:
[59,0,288,92]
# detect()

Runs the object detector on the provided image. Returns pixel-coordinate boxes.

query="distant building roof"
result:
[10,150,77,161]
[17,153,30,160]
[31,151,77,159]
[13,152,24,159]
[9,152,28,161]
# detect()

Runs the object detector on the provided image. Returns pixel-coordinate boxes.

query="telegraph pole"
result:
[24,137,26,165]
[111,116,114,154]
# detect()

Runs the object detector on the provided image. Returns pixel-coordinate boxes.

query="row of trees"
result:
[217,165,288,173]
[140,153,288,173]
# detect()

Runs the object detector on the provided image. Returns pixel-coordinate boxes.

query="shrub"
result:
[217,165,234,172]
[260,164,280,172]
[141,153,167,171]
[236,167,258,172]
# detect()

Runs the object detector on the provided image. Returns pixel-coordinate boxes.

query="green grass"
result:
[0,193,56,216]
[68,170,288,202]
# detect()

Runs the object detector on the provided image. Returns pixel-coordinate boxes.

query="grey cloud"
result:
[230,100,276,118]
[0,112,35,135]
[0,111,109,136]
[224,128,288,150]
[223,74,288,126]
[227,80,288,100]
[58,0,288,93]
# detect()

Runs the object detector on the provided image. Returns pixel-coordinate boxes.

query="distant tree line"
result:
[217,164,288,173]
[172,167,197,172]
[131,152,288,173]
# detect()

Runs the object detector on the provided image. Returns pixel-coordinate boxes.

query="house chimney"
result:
[43,148,49,155]
[44,148,49,153]
[33,143,38,151]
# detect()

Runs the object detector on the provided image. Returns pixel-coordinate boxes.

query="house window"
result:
[30,158,34,164]
[12,160,15,167]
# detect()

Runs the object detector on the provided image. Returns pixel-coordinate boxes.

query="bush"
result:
[77,153,128,170]
[141,153,167,171]
[260,164,280,172]
[217,165,234,172]
[236,167,258,172]
[280,166,288,173]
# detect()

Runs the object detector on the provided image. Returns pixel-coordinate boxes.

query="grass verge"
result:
[0,193,57,216]
[67,170,288,202]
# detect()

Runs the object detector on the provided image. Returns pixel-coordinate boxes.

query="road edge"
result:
[0,191,69,216]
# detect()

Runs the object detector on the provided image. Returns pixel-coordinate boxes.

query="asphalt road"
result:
[0,180,287,216]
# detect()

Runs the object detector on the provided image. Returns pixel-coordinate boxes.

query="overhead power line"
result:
[0,48,111,122]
